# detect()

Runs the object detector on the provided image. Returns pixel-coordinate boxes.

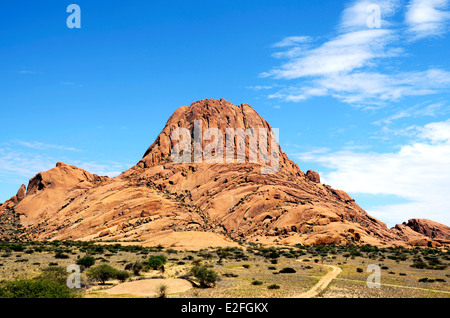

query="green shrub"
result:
[147,255,167,270]
[38,267,68,285]
[190,266,218,288]
[9,244,25,252]
[76,256,96,268]
[279,267,296,274]
[87,265,118,285]
[268,284,280,290]
[115,270,131,283]
[54,252,69,259]
[0,279,76,298]
[251,280,263,286]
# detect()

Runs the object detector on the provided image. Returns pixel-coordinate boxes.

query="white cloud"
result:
[261,0,450,107]
[264,29,396,80]
[70,161,129,178]
[15,140,80,152]
[374,101,448,124]
[0,148,55,180]
[0,143,130,188]
[406,0,450,39]
[246,85,273,91]
[294,119,450,226]
[339,0,400,31]
[271,36,312,48]
[269,69,450,106]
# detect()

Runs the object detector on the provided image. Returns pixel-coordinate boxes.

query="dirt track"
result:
[293,260,342,298]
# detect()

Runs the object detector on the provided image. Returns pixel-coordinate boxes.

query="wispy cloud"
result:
[0,147,130,182]
[0,148,56,180]
[339,0,400,31]
[261,0,450,108]
[271,36,312,48]
[373,101,449,125]
[263,28,397,80]
[15,140,80,152]
[245,85,274,91]
[70,161,131,178]
[17,70,40,75]
[406,0,450,39]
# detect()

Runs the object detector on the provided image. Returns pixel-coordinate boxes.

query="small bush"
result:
[87,265,118,285]
[0,279,77,298]
[418,278,435,283]
[76,256,96,268]
[279,267,296,274]
[242,264,250,269]
[251,280,263,286]
[356,268,364,273]
[115,270,131,283]
[223,273,238,278]
[147,255,167,270]
[157,284,168,298]
[38,267,68,285]
[131,261,144,276]
[190,266,218,288]
[54,252,69,259]
[268,284,280,290]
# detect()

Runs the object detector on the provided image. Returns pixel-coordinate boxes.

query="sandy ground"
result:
[100,231,240,250]
[140,231,240,250]
[103,278,193,297]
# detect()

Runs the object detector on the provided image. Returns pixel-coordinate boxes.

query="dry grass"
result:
[0,242,448,298]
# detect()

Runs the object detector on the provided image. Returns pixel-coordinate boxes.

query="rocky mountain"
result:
[1,99,449,248]
[392,219,450,247]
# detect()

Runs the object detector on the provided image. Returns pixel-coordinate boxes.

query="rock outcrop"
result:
[403,219,450,240]
[0,99,448,247]
[306,170,321,184]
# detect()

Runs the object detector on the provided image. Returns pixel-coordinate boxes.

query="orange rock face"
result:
[0,99,448,247]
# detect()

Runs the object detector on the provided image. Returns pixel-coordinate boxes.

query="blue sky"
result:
[1,0,450,227]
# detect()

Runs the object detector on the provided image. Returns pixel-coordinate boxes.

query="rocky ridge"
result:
[0,99,448,248]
